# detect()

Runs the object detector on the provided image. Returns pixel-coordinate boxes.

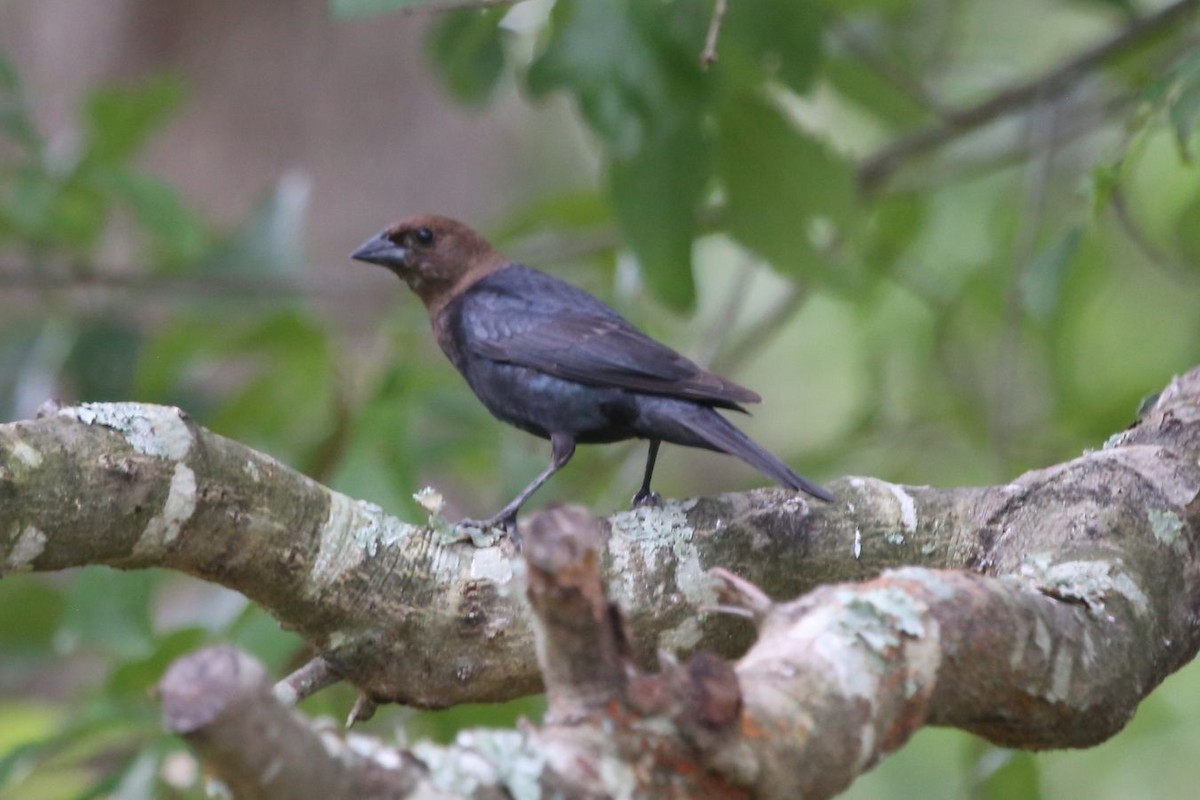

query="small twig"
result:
[711,283,808,374]
[858,0,1200,192]
[709,567,773,623]
[274,656,341,706]
[701,0,728,69]
[695,257,756,366]
[993,95,1058,470]
[881,90,1137,193]
[1110,188,1199,282]
[833,24,948,116]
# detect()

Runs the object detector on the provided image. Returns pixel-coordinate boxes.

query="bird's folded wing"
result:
[463,300,760,409]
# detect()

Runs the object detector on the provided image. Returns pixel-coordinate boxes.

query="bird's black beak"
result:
[351,230,408,270]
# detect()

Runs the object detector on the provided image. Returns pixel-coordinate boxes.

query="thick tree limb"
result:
[2,368,1200,772]
[156,506,754,798]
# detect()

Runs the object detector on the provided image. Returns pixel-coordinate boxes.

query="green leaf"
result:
[722,0,826,93]
[0,52,41,151]
[94,169,210,269]
[1170,71,1200,160]
[1170,191,1200,267]
[107,628,208,699]
[45,180,109,250]
[208,311,338,463]
[610,118,707,310]
[428,8,507,105]
[1088,159,1123,217]
[528,0,666,156]
[59,568,158,661]
[824,54,929,128]
[967,745,1043,800]
[0,578,65,651]
[716,92,854,279]
[329,0,444,18]
[492,190,611,244]
[83,76,183,165]
[1020,226,1083,321]
[0,51,18,92]
[65,319,142,401]
[862,190,927,274]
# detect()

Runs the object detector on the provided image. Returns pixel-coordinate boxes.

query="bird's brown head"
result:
[351,215,508,316]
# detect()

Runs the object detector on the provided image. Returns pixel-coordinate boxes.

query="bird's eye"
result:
[414,227,435,247]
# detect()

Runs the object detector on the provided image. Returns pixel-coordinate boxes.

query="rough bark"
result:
[4,367,1200,797]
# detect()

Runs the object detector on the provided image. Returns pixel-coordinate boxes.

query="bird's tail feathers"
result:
[647,402,834,502]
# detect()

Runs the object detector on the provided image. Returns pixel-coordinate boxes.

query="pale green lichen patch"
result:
[415,729,545,800]
[470,547,514,584]
[6,524,47,570]
[1048,644,1074,702]
[1021,557,1150,616]
[10,440,43,468]
[66,403,193,460]
[1147,508,1186,554]
[608,499,696,545]
[887,566,960,603]
[885,531,905,546]
[608,500,715,651]
[135,463,197,556]
[311,493,422,589]
[607,499,696,585]
[838,585,928,655]
[885,482,918,533]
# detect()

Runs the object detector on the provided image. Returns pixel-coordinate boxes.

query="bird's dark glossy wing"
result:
[459,266,760,408]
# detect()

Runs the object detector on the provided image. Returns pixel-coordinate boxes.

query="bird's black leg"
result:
[631,439,663,508]
[459,432,576,535]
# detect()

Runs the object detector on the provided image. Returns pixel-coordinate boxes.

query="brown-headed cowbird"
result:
[352,215,832,531]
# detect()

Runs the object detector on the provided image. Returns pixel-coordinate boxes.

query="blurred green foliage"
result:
[3,0,1200,796]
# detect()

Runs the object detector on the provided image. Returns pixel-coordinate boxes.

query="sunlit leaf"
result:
[722,0,825,93]
[610,118,707,310]
[716,92,854,280]
[528,0,666,156]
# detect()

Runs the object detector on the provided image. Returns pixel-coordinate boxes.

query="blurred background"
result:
[1,0,1198,797]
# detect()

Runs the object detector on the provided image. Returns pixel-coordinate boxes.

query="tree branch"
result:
[160,646,429,799]
[3,367,1200,792]
[857,0,1200,192]
[701,0,729,69]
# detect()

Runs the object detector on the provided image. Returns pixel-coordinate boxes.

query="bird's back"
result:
[441,264,760,410]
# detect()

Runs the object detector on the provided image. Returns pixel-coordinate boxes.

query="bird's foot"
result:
[453,514,517,548]
[630,489,663,509]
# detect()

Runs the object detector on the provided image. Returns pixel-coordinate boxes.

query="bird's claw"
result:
[630,490,663,509]
[452,515,515,548]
